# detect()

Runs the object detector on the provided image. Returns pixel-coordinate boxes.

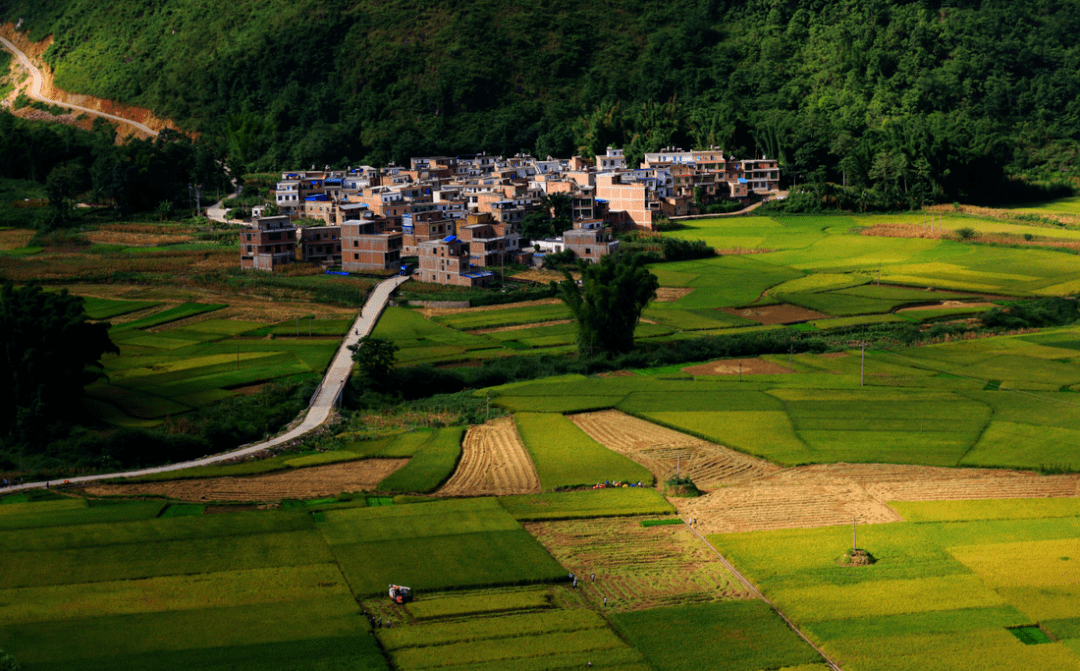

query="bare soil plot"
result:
[674,462,1080,535]
[437,417,542,496]
[79,458,409,502]
[417,298,563,318]
[525,516,750,611]
[720,303,827,324]
[681,357,793,376]
[654,287,694,302]
[510,269,582,285]
[569,410,779,490]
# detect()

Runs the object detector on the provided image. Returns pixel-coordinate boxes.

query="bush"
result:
[980,297,1080,330]
[661,237,715,261]
[0,650,21,671]
[956,226,976,240]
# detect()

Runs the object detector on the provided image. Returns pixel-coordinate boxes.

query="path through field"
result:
[0,275,411,494]
[0,32,159,138]
[437,416,542,496]
[78,458,408,502]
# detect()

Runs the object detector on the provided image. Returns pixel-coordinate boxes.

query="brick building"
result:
[298,226,342,265]
[418,236,494,287]
[341,220,403,272]
[240,215,297,271]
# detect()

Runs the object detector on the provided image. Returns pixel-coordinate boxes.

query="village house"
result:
[417,236,494,287]
[297,225,341,265]
[341,219,403,272]
[240,215,297,271]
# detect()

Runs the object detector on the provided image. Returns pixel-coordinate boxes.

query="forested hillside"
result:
[3,0,1080,205]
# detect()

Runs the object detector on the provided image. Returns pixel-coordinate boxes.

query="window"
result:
[353,253,358,260]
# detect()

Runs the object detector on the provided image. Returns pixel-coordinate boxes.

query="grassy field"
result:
[612,601,824,671]
[709,502,1080,671]
[484,329,1080,470]
[515,413,653,490]
[0,498,386,670]
[500,488,676,521]
[319,498,566,596]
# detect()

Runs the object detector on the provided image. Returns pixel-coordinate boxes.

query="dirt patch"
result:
[681,357,793,376]
[469,319,574,335]
[437,417,541,497]
[525,516,751,611]
[511,269,581,284]
[417,298,562,318]
[720,303,827,324]
[79,459,409,503]
[569,410,779,490]
[674,462,1080,536]
[897,300,997,313]
[862,223,1080,251]
[595,370,636,378]
[817,352,849,359]
[654,287,694,302]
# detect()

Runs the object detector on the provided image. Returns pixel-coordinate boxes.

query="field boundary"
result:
[681,521,843,671]
[0,275,411,494]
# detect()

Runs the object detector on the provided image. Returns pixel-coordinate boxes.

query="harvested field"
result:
[654,287,694,302]
[525,516,750,611]
[438,417,542,497]
[0,228,34,250]
[720,303,828,324]
[897,300,997,312]
[681,357,793,376]
[78,459,409,502]
[470,319,574,335]
[417,298,562,318]
[569,410,778,490]
[674,462,1080,535]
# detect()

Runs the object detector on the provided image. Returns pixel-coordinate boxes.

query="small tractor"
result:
[389,584,413,604]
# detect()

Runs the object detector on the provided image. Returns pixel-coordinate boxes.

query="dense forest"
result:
[2,0,1080,206]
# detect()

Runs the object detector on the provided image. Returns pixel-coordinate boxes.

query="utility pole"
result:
[861,341,866,386]
[486,391,490,421]
[789,343,794,372]
[853,517,857,552]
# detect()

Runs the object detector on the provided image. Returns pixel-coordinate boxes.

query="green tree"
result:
[349,336,399,389]
[558,255,659,356]
[44,160,87,227]
[0,649,22,671]
[0,283,118,450]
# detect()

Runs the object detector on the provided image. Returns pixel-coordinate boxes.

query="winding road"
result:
[0,33,159,137]
[0,274,410,494]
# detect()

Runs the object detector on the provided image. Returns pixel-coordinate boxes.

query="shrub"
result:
[956,227,976,240]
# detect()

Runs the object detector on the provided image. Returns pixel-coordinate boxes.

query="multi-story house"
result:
[341,220,403,272]
[417,236,494,287]
[298,226,341,265]
[240,215,297,271]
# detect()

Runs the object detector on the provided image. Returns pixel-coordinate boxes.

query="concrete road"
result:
[0,274,410,494]
[0,34,159,137]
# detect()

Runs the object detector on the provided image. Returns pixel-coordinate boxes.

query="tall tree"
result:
[558,255,659,356]
[0,283,118,449]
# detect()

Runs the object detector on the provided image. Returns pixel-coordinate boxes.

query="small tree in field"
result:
[558,254,659,356]
[349,336,399,390]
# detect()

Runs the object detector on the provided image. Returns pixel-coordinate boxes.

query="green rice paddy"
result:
[709,502,1080,671]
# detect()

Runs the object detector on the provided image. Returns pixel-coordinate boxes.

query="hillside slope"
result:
[3,0,1079,202]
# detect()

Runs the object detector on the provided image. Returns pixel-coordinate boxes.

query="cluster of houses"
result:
[240,148,780,287]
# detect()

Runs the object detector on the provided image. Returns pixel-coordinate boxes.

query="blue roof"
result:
[738,178,748,183]
[443,235,458,243]
[463,271,495,279]
[305,194,327,201]
[595,198,608,203]
[325,178,342,185]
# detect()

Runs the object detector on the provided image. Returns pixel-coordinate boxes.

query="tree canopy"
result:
[558,255,659,356]
[349,336,399,390]
[0,283,118,450]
